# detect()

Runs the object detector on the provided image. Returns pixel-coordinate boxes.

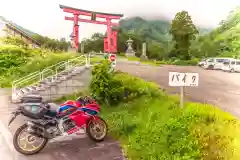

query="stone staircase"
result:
[11,54,96,103]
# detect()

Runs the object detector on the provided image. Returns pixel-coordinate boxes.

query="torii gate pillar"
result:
[73,14,79,49]
[60,5,123,53]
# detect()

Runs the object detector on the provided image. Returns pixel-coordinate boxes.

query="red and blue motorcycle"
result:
[8,95,108,155]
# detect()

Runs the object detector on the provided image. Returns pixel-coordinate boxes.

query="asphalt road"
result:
[116,61,240,118]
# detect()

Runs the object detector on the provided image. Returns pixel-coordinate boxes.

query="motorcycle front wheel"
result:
[13,124,48,155]
[87,117,108,142]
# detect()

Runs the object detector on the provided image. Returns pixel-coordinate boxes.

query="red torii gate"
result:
[59,5,123,53]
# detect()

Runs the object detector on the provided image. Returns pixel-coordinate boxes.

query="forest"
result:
[3,7,240,62]
[80,7,240,61]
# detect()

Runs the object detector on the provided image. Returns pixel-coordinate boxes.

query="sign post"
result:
[168,72,199,108]
[108,53,116,67]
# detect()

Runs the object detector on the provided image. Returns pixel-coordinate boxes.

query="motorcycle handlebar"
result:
[76,96,96,104]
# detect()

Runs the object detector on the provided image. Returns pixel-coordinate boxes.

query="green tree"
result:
[32,34,70,52]
[170,11,199,60]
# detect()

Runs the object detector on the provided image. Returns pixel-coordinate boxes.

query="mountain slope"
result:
[119,17,212,43]
[190,7,240,58]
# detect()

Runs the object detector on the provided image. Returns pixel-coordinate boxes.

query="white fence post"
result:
[40,71,44,81]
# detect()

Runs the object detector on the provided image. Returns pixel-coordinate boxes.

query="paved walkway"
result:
[0,89,125,160]
[0,131,15,160]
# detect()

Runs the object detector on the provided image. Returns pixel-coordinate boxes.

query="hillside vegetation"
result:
[82,14,212,60]
[191,7,240,58]
[0,37,77,87]
[119,17,211,43]
[83,8,240,63]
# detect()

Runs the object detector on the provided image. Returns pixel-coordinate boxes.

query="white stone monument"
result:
[125,38,135,57]
[140,43,148,60]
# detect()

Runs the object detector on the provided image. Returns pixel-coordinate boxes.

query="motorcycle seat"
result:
[45,103,59,117]
[47,103,59,112]
[21,94,42,103]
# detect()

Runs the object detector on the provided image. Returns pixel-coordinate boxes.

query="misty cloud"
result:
[0,0,240,40]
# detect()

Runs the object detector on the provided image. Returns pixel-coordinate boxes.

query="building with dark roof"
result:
[0,16,41,48]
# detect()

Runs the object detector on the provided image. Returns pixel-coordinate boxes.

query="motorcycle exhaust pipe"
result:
[26,121,46,138]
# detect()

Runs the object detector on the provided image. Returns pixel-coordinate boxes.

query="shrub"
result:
[113,72,161,99]
[0,46,32,74]
[3,36,28,47]
[90,61,163,105]
[90,60,124,105]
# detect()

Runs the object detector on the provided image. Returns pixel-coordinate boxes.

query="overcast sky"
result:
[0,0,240,41]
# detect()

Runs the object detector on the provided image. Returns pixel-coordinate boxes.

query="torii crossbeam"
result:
[59,5,124,53]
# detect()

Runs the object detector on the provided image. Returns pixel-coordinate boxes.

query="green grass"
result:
[101,95,240,160]
[124,56,162,66]
[90,56,103,63]
[54,90,89,103]
[119,54,199,66]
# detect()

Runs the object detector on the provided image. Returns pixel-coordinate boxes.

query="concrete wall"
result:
[38,68,92,102]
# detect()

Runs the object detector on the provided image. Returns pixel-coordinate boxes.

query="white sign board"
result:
[169,72,199,87]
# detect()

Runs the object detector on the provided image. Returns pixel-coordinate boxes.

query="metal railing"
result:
[12,71,41,94]
[12,54,90,95]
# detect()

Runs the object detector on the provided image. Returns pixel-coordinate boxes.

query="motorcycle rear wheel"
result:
[13,124,48,155]
[87,117,108,142]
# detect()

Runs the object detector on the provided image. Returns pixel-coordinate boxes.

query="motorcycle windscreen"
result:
[80,107,98,115]
[58,105,77,115]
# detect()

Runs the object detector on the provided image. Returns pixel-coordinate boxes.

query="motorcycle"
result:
[8,95,108,155]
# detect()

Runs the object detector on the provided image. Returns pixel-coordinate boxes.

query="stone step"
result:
[12,66,90,102]
[26,86,37,91]
[21,88,30,94]
[39,79,52,85]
